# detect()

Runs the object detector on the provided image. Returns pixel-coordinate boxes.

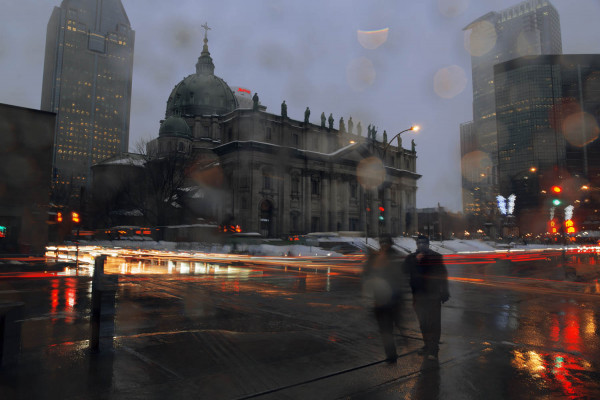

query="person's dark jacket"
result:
[362,248,406,307]
[404,248,450,302]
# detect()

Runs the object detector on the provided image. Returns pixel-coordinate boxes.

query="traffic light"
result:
[551,185,562,206]
[71,211,80,224]
[378,206,385,222]
[57,212,63,223]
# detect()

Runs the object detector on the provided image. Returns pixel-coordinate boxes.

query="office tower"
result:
[495,54,600,234]
[461,0,562,216]
[41,0,134,201]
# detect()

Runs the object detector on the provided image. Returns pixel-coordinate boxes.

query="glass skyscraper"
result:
[495,54,600,234]
[41,0,134,201]
[461,0,562,217]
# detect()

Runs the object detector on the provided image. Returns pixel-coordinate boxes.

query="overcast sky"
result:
[1,0,599,212]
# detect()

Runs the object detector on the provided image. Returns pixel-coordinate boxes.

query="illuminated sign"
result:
[565,219,575,234]
[0,226,6,238]
[507,194,516,215]
[71,212,80,224]
[564,205,574,221]
[497,195,506,215]
[497,194,516,215]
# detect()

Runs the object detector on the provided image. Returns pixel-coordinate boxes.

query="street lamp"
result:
[382,125,420,157]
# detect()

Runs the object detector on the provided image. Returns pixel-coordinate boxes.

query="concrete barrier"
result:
[90,256,118,352]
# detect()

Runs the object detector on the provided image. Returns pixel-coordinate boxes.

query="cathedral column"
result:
[341,179,349,231]
[400,189,407,235]
[321,174,329,231]
[281,168,290,235]
[304,171,311,232]
[330,175,338,231]
[384,186,392,234]
[370,189,378,237]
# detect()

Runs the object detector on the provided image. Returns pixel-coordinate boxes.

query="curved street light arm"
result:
[381,126,418,158]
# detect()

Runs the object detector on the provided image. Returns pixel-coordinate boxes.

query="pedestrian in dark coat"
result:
[404,235,450,360]
[362,234,408,363]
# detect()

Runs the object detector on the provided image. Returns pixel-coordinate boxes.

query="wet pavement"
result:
[1,254,600,399]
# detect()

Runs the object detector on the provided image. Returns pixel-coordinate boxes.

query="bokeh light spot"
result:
[516,32,540,57]
[464,20,496,57]
[433,65,467,99]
[562,112,600,147]
[356,156,385,189]
[357,28,389,50]
[438,0,469,18]
[346,57,376,92]
[461,150,492,183]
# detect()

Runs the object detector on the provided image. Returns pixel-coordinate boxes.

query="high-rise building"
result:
[495,54,600,234]
[461,0,562,217]
[41,0,134,202]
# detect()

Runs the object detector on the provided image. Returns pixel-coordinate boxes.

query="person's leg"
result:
[419,299,441,357]
[428,300,442,356]
[413,298,428,353]
[375,306,397,361]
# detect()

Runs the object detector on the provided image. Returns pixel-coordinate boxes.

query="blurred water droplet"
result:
[438,0,469,18]
[464,20,497,57]
[346,57,376,92]
[434,65,467,99]
[516,32,540,57]
[357,28,389,50]
[356,156,385,189]
[461,150,492,183]
[562,112,600,147]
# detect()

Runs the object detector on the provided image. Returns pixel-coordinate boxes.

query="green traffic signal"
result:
[552,199,561,206]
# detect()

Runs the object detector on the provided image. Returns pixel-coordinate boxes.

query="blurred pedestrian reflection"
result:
[404,235,450,360]
[362,234,407,363]
[413,358,440,398]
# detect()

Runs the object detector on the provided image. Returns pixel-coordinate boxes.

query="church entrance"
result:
[259,200,273,237]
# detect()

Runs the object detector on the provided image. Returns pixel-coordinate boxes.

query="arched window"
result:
[311,175,320,196]
[350,181,357,199]
[291,173,300,196]
[263,170,272,190]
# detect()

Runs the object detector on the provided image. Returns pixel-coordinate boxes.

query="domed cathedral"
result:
[146,25,420,238]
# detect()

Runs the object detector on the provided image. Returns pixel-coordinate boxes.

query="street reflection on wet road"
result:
[3,249,600,398]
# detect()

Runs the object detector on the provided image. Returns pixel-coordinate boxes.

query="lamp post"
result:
[381,125,420,158]
[382,125,419,236]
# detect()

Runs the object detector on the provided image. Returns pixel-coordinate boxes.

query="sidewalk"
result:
[1,318,431,399]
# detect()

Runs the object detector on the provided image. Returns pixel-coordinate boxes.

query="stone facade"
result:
[143,30,420,237]
[148,108,420,237]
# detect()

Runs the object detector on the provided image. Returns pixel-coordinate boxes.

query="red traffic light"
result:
[57,212,63,222]
[378,206,385,212]
[551,185,562,194]
[71,211,80,224]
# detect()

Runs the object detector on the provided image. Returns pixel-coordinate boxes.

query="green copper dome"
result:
[165,31,237,117]
[159,115,192,138]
